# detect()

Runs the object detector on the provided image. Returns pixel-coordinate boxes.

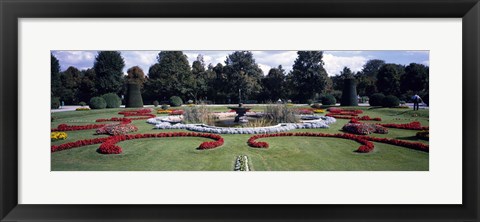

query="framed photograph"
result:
[1,0,479,221]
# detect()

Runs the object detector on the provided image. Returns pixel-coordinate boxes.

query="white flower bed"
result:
[147,115,336,134]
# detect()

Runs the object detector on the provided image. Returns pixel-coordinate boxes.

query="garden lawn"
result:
[51,106,429,171]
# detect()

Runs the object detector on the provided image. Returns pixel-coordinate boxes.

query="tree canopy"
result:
[288,51,330,103]
[93,51,125,95]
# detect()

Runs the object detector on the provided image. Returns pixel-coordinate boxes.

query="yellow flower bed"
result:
[76,107,91,111]
[313,109,325,113]
[51,132,68,141]
[157,109,173,114]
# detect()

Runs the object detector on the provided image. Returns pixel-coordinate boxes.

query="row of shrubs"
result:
[312,93,401,108]
[369,93,400,107]
[52,94,187,110]
[89,93,123,109]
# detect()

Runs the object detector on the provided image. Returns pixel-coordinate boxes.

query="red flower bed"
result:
[118,108,152,115]
[342,123,388,135]
[51,137,109,152]
[328,108,363,114]
[169,109,185,115]
[96,117,132,124]
[247,132,375,153]
[51,132,224,154]
[357,135,429,152]
[51,123,106,132]
[117,109,156,119]
[247,132,428,153]
[95,123,139,135]
[378,121,429,130]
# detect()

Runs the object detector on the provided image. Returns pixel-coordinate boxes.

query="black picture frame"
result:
[1,0,479,221]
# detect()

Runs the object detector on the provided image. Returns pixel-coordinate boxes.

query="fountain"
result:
[227,103,252,123]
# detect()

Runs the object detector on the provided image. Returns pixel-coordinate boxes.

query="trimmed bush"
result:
[369,93,385,106]
[89,97,107,109]
[340,78,358,106]
[321,94,337,105]
[382,95,400,107]
[79,101,87,107]
[102,93,122,108]
[153,100,159,107]
[126,83,144,108]
[161,104,170,110]
[169,96,183,107]
[51,97,60,109]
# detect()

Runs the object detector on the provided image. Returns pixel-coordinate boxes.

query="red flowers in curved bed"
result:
[51,132,224,154]
[247,132,428,153]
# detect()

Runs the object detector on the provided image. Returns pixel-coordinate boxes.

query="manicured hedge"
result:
[369,93,385,106]
[89,97,107,109]
[126,83,144,108]
[102,93,122,108]
[382,95,400,107]
[340,78,358,106]
[169,96,183,107]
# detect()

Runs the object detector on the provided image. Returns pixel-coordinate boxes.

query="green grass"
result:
[51,106,429,171]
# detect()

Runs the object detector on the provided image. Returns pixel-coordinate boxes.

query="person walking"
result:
[412,94,422,111]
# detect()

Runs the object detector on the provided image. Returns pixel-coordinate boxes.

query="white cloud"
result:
[322,53,367,76]
[258,64,272,75]
[121,51,158,74]
[251,51,297,73]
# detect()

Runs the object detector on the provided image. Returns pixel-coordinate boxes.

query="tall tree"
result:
[223,51,263,102]
[145,51,192,100]
[361,59,385,78]
[77,68,97,103]
[93,51,125,95]
[331,66,354,91]
[400,63,429,94]
[355,59,385,96]
[189,55,209,102]
[376,64,404,96]
[58,66,82,104]
[51,53,61,97]
[289,51,329,103]
[262,65,286,102]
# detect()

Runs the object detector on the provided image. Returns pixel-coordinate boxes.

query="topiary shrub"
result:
[153,100,159,107]
[321,94,337,105]
[340,78,358,106]
[382,95,400,107]
[51,97,60,109]
[79,101,87,107]
[126,83,144,108]
[369,93,385,106]
[169,96,183,107]
[102,93,122,108]
[89,97,107,109]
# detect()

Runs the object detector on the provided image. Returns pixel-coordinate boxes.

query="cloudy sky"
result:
[51,50,429,76]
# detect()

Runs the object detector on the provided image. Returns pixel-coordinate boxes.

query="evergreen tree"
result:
[145,51,192,99]
[93,51,125,95]
[376,64,404,96]
[51,53,61,97]
[400,63,429,93]
[223,51,263,103]
[289,51,329,103]
[77,68,97,103]
[189,55,209,102]
[262,65,286,102]
[58,66,82,104]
